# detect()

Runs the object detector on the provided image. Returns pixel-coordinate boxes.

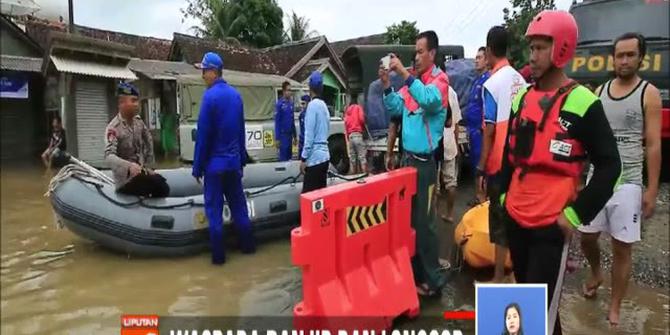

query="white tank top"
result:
[599,79,648,186]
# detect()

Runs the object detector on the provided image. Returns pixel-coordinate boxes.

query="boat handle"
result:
[151,215,175,230]
[270,200,287,213]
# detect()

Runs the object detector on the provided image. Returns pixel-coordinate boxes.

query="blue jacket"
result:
[301,98,330,167]
[274,97,295,140]
[192,78,246,177]
[383,71,448,155]
[464,71,490,130]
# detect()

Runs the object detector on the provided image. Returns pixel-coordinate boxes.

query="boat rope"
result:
[47,162,369,210]
[327,171,368,181]
[70,175,204,210]
[244,173,302,197]
[44,164,111,197]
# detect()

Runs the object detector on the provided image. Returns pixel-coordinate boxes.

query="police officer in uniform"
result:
[192,52,256,265]
[105,82,170,198]
[275,81,296,161]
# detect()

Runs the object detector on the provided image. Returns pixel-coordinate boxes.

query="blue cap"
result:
[117,82,139,96]
[308,71,323,89]
[195,52,224,70]
[300,94,311,103]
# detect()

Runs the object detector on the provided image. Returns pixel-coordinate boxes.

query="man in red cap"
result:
[497,10,621,334]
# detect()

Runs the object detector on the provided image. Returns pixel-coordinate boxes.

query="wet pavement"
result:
[1,162,668,334]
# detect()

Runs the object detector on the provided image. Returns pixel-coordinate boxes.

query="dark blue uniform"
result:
[465,71,490,170]
[274,96,295,161]
[192,77,255,264]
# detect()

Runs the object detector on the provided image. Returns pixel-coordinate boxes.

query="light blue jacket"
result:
[383,72,448,155]
[301,98,330,167]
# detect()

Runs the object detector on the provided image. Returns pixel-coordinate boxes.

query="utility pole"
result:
[68,0,74,33]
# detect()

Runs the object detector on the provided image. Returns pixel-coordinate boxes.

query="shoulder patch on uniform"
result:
[511,85,530,114]
[106,128,117,142]
[562,85,598,118]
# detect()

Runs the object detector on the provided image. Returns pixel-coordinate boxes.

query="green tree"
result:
[182,0,285,48]
[284,11,318,42]
[384,20,419,45]
[503,0,556,68]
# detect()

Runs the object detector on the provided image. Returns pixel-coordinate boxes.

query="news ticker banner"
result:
[121,316,472,335]
[121,284,549,335]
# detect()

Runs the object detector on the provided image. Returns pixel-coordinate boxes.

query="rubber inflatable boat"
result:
[454,201,512,269]
[48,161,357,257]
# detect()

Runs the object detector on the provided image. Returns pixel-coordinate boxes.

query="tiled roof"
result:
[0,55,42,72]
[170,33,279,75]
[261,37,322,75]
[24,19,171,60]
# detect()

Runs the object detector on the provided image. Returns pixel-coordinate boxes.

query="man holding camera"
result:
[380,31,449,297]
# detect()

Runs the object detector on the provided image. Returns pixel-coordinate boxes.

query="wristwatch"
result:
[475,167,486,177]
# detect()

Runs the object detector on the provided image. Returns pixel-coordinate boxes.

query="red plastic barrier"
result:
[661,108,670,139]
[291,168,419,331]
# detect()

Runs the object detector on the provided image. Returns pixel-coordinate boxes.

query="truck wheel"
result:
[328,135,349,175]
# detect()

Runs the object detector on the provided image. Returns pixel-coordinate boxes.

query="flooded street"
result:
[1,163,668,334]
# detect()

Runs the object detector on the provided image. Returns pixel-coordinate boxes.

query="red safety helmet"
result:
[525,10,578,68]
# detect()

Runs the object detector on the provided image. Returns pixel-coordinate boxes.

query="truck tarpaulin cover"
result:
[364,72,406,139]
[444,59,478,111]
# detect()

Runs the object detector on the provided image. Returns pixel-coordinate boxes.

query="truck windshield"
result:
[572,0,669,45]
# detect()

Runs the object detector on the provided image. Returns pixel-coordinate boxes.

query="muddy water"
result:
[1,163,668,334]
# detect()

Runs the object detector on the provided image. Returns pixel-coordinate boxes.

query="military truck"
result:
[175,70,348,172]
[566,0,670,180]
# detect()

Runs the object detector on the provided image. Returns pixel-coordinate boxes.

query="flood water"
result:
[1,163,668,334]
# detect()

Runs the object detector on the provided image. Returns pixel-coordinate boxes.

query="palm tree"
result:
[285,11,317,42]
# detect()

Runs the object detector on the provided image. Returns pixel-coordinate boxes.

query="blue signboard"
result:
[0,74,29,99]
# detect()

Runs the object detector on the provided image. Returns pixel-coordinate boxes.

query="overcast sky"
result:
[33,0,574,57]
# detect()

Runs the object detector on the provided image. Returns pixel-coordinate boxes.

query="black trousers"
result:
[302,161,329,194]
[487,175,507,246]
[506,212,565,335]
[118,173,170,198]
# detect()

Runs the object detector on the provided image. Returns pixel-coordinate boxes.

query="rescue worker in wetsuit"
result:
[380,30,449,297]
[497,11,621,334]
[275,81,295,161]
[579,32,663,328]
[464,47,490,175]
[192,52,256,265]
[105,82,170,198]
[297,94,310,158]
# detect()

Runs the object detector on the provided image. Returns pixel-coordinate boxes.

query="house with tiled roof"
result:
[262,36,348,112]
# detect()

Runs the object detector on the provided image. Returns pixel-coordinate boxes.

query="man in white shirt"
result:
[441,86,462,223]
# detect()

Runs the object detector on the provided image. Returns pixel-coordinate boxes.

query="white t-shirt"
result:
[443,86,462,161]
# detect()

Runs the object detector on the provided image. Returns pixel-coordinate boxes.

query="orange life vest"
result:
[505,82,589,228]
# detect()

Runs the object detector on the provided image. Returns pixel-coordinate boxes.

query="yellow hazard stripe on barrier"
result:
[346,199,387,236]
